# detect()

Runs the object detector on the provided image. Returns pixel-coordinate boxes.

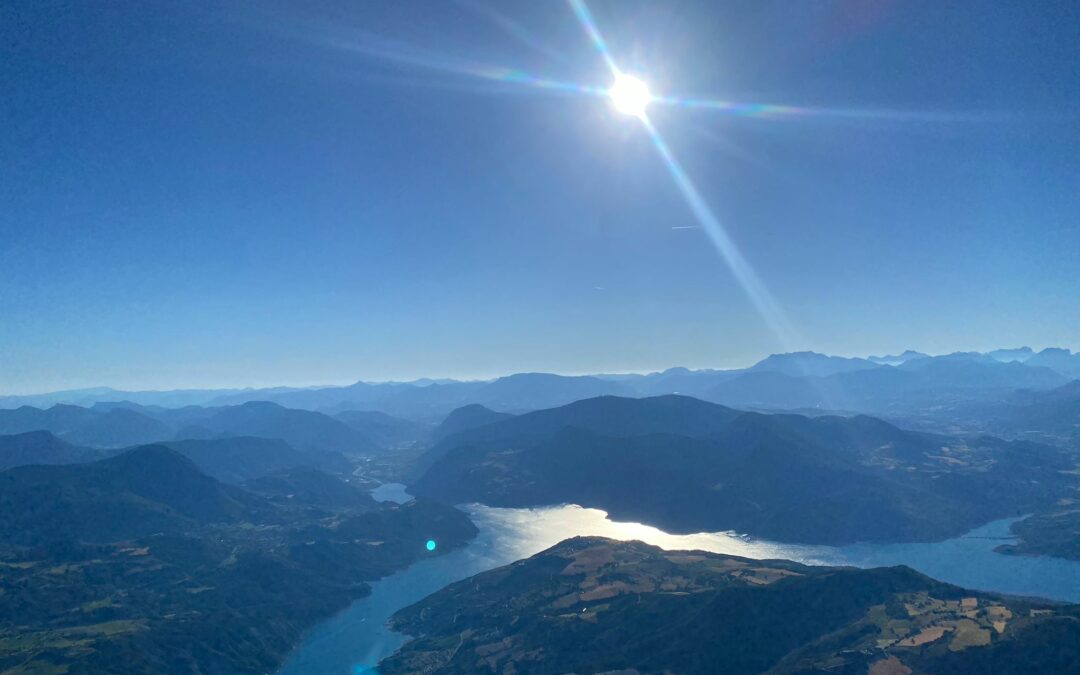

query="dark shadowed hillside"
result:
[0,431,101,470]
[333,409,428,447]
[0,404,99,435]
[414,395,741,479]
[0,446,262,544]
[243,466,377,510]
[175,400,376,455]
[156,436,352,484]
[0,447,477,674]
[432,404,515,441]
[412,395,1079,544]
[748,350,882,377]
[63,407,174,447]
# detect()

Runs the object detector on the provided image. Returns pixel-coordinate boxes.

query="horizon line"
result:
[0,345,1070,399]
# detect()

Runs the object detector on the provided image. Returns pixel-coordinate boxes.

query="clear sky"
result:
[2,0,1078,394]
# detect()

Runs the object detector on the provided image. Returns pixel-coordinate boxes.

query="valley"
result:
[2,348,1080,673]
[0,448,476,674]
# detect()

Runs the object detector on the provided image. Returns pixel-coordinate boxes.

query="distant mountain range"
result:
[0,399,424,455]
[0,430,102,470]
[0,430,354,485]
[3,353,1080,672]
[411,395,1078,544]
[381,537,1080,675]
[4,348,1077,422]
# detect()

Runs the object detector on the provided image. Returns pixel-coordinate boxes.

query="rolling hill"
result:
[156,436,352,484]
[382,537,1080,675]
[0,431,101,470]
[0,446,477,674]
[174,401,376,455]
[0,445,262,544]
[431,403,515,441]
[412,395,1078,544]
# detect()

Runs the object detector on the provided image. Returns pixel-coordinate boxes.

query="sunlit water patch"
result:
[369,482,412,505]
[280,489,1080,674]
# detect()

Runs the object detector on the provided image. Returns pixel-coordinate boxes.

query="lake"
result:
[279,486,1080,674]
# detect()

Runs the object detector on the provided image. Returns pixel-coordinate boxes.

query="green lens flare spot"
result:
[426,539,437,552]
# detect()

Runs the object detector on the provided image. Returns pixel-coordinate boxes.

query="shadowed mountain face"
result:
[0,404,168,448]
[0,431,102,470]
[708,355,1071,414]
[175,401,376,456]
[889,379,1080,449]
[749,350,882,377]
[209,374,633,419]
[0,404,100,434]
[988,381,1080,446]
[382,537,1080,675]
[63,407,174,448]
[432,404,515,441]
[0,400,421,457]
[156,436,352,484]
[333,409,428,448]
[232,354,1073,419]
[412,395,1078,544]
[243,466,377,510]
[0,446,477,674]
[414,395,742,479]
[435,395,742,447]
[0,431,352,485]
[0,446,263,544]
[1026,348,1080,378]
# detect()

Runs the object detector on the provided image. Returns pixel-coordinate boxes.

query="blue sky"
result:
[2,0,1078,393]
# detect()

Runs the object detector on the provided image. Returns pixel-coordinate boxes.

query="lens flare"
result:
[569,0,796,345]
[567,0,619,75]
[291,0,971,348]
[640,117,797,344]
[608,73,652,118]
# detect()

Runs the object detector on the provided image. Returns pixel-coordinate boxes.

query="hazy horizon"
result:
[2,343,1076,397]
[4,1,1078,395]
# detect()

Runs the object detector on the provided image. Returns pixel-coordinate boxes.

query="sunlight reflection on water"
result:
[471,502,835,565]
[280,488,1080,675]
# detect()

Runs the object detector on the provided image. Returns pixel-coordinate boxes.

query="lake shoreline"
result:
[278,491,1080,674]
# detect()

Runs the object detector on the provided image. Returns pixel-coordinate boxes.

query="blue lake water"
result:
[279,486,1080,674]
[369,482,412,505]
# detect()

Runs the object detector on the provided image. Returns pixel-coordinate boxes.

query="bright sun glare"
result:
[608,73,652,118]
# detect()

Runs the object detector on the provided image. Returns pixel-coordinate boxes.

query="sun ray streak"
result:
[564,0,796,344]
[640,117,797,344]
[322,29,606,97]
[457,0,573,66]
[300,3,977,347]
[655,95,979,123]
[304,21,972,126]
[567,0,620,76]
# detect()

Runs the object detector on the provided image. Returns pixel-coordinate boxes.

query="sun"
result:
[608,72,652,118]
